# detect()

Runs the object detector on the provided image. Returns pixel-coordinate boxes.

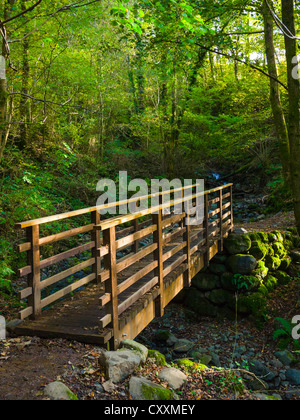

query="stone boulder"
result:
[120,340,148,364]
[158,367,188,390]
[44,381,78,401]
[129,377,175,400]
[227,254,257,274]
[224,234,252,255]
[99,350,141,383]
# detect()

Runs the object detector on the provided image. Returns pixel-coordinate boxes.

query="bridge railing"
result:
[16,183,233,343]
[93,183,233,348]
[16,183,207,319]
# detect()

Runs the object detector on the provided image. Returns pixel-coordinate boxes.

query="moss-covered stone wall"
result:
[182,228,300,322]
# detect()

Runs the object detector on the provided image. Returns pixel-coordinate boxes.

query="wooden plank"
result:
[18,242,31,253]
[39,224,94,247]
[222,202,231,211]
[41,273,96,308]
[99,293,111,307]
[162,242,187,263]
[19,287,32,300]
[19,306,33,320]
[18,241,95,278]
[116,243,157,274]
[117,260,158,295]
[116,224,157,251]
[41,258,95,290]
[163,254,187,278]
[99,314,112,329]
[103,227,120,350]
[91,211,101,285]
[27,225,42,319]
[132,219,140,254]
[183,211,191,287]
[152,208,164,317]
[204,194,210,266]
[219,188,224,252]
[163,226,186,246]
[118,277,159,316]
[161,213,184,229]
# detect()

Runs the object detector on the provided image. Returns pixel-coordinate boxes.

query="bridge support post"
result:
[91,210,101,285]
[152,208,164,318]
[103,226,120,350]
[204,194,210,266]
[27,225,41,319]
[219,189,224,252]
[183,210,191,288]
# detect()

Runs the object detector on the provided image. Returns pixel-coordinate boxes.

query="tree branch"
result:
[195,43,288,91]
[1,0,43,25]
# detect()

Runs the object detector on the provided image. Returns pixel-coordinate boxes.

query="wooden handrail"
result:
[16,183,202,229]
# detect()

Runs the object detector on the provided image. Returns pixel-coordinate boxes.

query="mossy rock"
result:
[153,330,177,346]
[275,271,292,285]
[176,359,196,369]
[267,245,275,257]
[271,230,284,242]
[257,232,269,243]
[177,359,208,372]
[121,340,148,364]
[250,241,268,261]
[268,232,278,243]
[280,256,292,271]
[263,275,278,292]
[290,251,300,264]
[206,289,233,305]
[184,289,218,317]
[129,377,175,400]
[231,274,261,293]
[235,293,267,319]
[224,233,252,255]
[252,261,269,280]
[192,272,219,291]
[248,232,262,242]
[208,263,227,275]
[272,242,286,258]
[283,239,294,252]
[265,255,282,271]
[220,272,238,291]
[148,350,167,367]
[227,254,257,274]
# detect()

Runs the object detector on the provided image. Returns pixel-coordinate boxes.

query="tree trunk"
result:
[262,0,290,185]
[281,0,300,234]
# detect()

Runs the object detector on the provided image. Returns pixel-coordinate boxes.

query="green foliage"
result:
[273,318,300,350]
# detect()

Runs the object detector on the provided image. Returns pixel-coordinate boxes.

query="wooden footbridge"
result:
[14,183,233,350]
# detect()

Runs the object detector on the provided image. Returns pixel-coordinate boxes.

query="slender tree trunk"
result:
[262,0,290,185]
[281,0,300,234]
[20,35,30,143]
[0,0,14,161]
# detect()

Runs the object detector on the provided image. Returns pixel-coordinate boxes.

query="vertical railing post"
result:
[103,226,119,350]
[152,206,164,318]
[27,225,41,319]
[219,188,224,252]
[204,193,210,266]
[183,202,191,288]
[230,185,234,232]
[132,218,139,254]
[91,210,101,284]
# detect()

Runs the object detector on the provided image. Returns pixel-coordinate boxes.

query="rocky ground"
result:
[0,275,300,400]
